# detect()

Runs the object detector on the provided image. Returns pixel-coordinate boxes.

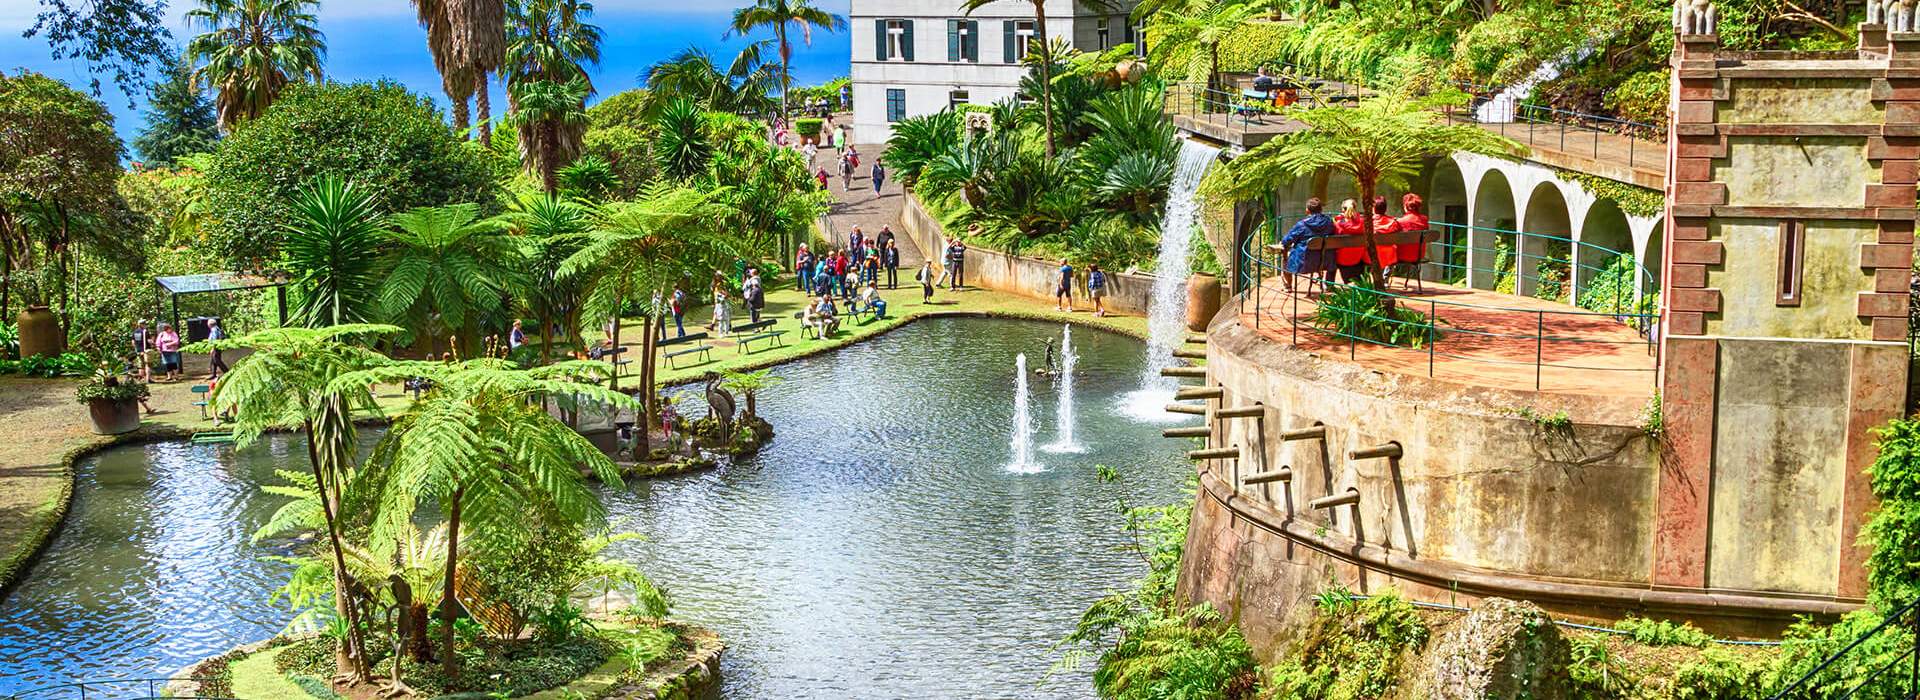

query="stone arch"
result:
[1427,158,1471,283]
[1576,200,1635,308]
[1520,181,1573,300]
[1634,217,1665,300]
[1468,168,1517,290]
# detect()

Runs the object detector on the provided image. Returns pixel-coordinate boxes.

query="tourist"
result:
[155,322,182,383]
[850,235,868,272]
[809,293,841,337]
[1252,65,1276,94]
[917,259,937,303]
[796,244,814,293]
[803,141,818,164]
[833,249,852,298]
[1395,193,1431,287]
[857,282,888,319]
[847,145,860,170]
[706,272,729,329]
[840,153,855,190]
[1055,258,1075,311]
[815,166,830,189]
[1088,263,1109,317]
[863,248,881,286]
[1280,197,1336,293]
[1369,196,1402,271]
[871,161,886,196]
[877,224,896,252]
[744,268,765,324]
[883,240,901,288]
[946,235,968,290]
[1332,198,1396,284]
[815,255,835,297]
[713,289,733,335]
[509,319,526,350]
[130,320,153,382]
[844,267,860,302]
[205,317,229,379]
[670,283,688,337]
[840,82,851,110]
[847,225,863,253]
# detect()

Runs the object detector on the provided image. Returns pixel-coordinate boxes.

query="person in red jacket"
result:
[1395,193,1430,288]
[1334,198,1400,285]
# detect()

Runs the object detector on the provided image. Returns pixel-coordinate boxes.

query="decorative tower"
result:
[1657,0,1916,600]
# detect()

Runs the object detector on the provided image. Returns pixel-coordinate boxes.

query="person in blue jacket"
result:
[1279,197,1336,293]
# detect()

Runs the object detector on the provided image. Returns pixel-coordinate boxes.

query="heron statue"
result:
[704,372,736,445]
[379,574,415,698]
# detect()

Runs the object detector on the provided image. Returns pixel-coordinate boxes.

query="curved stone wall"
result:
[1178,306,1859,648]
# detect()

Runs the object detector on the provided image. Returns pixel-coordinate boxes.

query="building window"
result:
[886,89,907,122]
[1097,18,1111,50]
[1778,220,1805,306]
[948,19,979,62]
[949,90,970,109]
[1130,22,1145,56]
[1004,20,1036,63]
[876,19,915,61]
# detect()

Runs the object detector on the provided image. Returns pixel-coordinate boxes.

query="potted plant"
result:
[76,371,149,435]
[795,117,825,145]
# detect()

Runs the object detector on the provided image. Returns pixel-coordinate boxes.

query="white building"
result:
[849,0,1139,142]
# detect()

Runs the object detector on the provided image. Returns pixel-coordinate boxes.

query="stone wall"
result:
[899,191,1163,313]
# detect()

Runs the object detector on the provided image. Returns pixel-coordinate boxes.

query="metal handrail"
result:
[1767,597,1920,700]
[1237,215,1659,390]
[3,678,234,700]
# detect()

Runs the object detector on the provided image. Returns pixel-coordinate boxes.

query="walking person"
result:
[876,224,896,252]
[743,268,765,324]
[1088,264,1110,317]
[870,161,886,196]
[796,244,814,292]
[815,166,830,189]
[916,260,937,303]
[713,289,733,335]
[946,235,967,290]
[205,317,229,378]
[1054,258,1075,312]
[883,240,901,289]
[840,153,855,190]
[155,322,182,383]
[130,320,153,382]
[670,283,688,336]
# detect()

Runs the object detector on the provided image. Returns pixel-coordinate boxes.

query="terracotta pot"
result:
[1114,60,1147,85]
[87,396,142,435]
[16,304,63,359]
[1186,273,1222,332]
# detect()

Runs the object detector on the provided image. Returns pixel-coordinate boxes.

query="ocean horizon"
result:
[0,5,853,148]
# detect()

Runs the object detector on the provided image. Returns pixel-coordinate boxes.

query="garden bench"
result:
[1270,229,1441,291]
[1237,89,1281,124]
[191,384,211,420]
[728,320,786,354]
[658,332,712,368]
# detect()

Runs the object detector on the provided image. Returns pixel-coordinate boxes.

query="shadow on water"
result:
[0,317,1190,699]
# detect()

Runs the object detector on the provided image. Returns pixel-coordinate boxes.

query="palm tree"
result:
[505,0,602,172]
[379,203,529,353]
[1145,0,1269,94]
[184,0,325,130]
[282,178,386,328]
[725,0,847,121]
[500,193,592,363]
[1204,92,1525,288]
[559,184,735,434]
[409,0,475,134]
[328,357,634,680]
[194,323,404,684]
[642,42,780,118]
[959,0,1115,156]
[506,79,591,193]
[451,0,507,142]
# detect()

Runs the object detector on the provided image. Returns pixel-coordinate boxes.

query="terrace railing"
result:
[1,678,238,700]
[1238,215,1660,391]
[1766,596,1920,700]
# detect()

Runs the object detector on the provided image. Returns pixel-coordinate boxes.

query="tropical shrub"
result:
[1603,69,1669,126]
[1262,588,1430,700]
[1307,281,1442,348]
[199,81,497,266]
[74,374,150,403]
[587,88,650,131]
[881,110,963,186]
[580,126,654,198]
[1865,417,1920,609]
[794,117,824,136]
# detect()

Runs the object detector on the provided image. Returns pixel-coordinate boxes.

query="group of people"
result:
[814,144,885,197]
[1049,259,1112,317]
[129,317,227,384]
[1276,193,1430,291]
[795,225,904,301]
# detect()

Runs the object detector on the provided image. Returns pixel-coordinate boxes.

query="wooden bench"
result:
[728,320,786,354]
[658,332,712,368]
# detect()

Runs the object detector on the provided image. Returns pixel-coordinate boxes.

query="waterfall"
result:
[1043,325,1086,454]
[1474,45,1597,123]
[1008,353,1044,473]
[1119,138,1219,423]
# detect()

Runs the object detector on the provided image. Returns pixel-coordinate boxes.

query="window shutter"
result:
[967,21,981,61]
[875,19,888,60]
[902,20,915,61]
[948,20,960,62]
[1004,21,1017,63]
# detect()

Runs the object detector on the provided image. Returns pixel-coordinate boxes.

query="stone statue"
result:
[964,111,993,134]
[1892,0,1919,32]
[1870,0,1886,25]
[1674,0,1717,35]
[703,372,736,445]
[379,574,415,698]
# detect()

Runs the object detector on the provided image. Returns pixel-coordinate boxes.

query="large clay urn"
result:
[87,396,142,435]
[1186,273,1222,331]
[17,305,63,359]
[1114,60,1147,85]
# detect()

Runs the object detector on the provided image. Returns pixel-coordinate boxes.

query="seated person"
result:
[1252,65,1276,94]
[810,294,841,337]
[857,283,888,319]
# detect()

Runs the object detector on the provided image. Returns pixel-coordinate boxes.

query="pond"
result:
[0,317,1192,698]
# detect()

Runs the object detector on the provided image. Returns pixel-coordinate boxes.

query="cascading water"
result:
[1042,325,1086,454]
[1118,138,1220,423]
[1473,45,1597,123]
[1008,353,1044,472]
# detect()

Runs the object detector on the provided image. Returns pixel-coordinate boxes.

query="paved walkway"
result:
[809,128,928,268]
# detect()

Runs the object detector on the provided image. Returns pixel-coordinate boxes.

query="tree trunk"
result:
[452,94,471,138]
[439,486,465,679]
[540,119,560,194]
[305,418,370,683]
[636,316,655,456]
[608,314,621,391]
[1359,176,1388,291]
[2,213,12,320]
[409,604,433,661]
[779,25,792,127]
[475,72,492,146]
[1034,3,1057,157]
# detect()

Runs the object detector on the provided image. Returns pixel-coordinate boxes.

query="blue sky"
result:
[0,0,853,147]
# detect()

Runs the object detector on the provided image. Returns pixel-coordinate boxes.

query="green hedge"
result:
[795,118,824,136]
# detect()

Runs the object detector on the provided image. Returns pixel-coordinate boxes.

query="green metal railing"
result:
[1239,215,1659,390]
[2,678,238,700]
[1767,597,1920,700]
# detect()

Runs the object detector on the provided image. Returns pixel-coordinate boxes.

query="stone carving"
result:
[703,371,736,444]
[1673,0,1717,35]
[1886,0,1920,32]
[963,111,993,134]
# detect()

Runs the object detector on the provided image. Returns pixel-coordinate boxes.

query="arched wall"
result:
[1468,169,1516,289]
[1521,181,1572,299]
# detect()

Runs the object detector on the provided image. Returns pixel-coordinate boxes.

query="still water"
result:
[0,318,1192,697]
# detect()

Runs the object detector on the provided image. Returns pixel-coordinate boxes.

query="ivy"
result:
[1568,172,1664,218]
[1865,417,1920,609]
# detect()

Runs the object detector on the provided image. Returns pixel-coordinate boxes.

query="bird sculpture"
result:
[704,372,737,445]
[380,574,415,698]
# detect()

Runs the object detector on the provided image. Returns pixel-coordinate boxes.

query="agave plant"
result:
[1095,152,1174,218]
[652,96,713,181]
[281,177,386,329]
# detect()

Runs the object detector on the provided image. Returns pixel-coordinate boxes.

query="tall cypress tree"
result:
[131,59,219,167]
